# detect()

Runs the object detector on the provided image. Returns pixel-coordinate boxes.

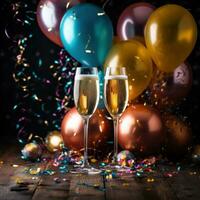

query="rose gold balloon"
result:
[149,62,192,108]
[37,0,84,46]
[117,3,155,40]
[61,107,112,151]
[163,115,192,159]
[118,105,164,155]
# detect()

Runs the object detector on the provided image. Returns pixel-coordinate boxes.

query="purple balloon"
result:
[37,0,84,46]
[150,62,193,108]
[117,3,155,40]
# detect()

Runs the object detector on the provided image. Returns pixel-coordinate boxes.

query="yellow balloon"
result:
[145,4,197,72]
[104,40,153,102]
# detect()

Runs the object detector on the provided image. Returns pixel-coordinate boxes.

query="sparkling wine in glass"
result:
[74,67,100,173]
[104,67,128,165]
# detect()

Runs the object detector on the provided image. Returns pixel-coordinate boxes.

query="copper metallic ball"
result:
[61,107,113,151]
[118,104,164,156]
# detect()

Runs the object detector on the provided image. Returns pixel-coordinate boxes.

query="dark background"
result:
[0,0,200,145]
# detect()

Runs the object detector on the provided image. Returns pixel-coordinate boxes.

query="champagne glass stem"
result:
[83,117,90,168]
[113,117,119,163]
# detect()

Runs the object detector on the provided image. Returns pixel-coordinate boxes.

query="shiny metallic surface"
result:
[61,107,112,151]
[60,3,113,66]
[118,105,164,155]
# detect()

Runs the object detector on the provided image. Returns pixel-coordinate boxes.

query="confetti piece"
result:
[122,183,129,187]
[147,178,155,183]
[189,171,197,175]
[54,177,61,184]
[29,167,41,175]
[32,177,39,180]
[41,169,55,176]
[163,173,173,178]
[12,164,19,168]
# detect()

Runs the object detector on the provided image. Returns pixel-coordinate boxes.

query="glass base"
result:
[107,163,121,170]
[101,161,131,173]
[107,156,121,169]
[70,164,101,175]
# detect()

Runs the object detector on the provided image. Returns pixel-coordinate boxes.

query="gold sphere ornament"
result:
[21,142,43,161]
[45,130,63,152]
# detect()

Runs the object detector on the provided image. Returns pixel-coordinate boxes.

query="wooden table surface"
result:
[0,145,200,200]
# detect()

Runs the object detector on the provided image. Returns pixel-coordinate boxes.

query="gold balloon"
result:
[104,40,153,102]
[132,36,146,46]
[145,4,197,72]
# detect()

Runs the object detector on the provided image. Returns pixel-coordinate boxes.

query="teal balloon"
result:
[60,3,113,67]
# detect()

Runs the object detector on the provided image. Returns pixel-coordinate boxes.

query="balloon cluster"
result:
[115,3,195,158]
[10,0,197,160]
[58,2,196,159]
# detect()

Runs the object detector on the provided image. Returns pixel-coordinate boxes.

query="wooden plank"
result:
[67,173,105,200]
[166,170,200,200]
[0,146,49,200]
[32,161,70,200]
[105,176,144,200]
[0,146,24,186]
[32,187,70,200]
[105,171,177,200]
[1,145,200,200]
[0,163,44,200]
[32,165,105,200]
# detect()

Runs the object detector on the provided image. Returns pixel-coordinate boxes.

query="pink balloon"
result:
[37,0,84,46]
[117,3,155,40]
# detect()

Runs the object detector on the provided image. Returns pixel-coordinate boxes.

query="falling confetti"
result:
[7,1,79,145]
[2,1,200,190]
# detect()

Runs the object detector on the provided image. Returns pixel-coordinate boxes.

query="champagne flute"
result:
[104,67,128,165]
[74,67,100,173]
